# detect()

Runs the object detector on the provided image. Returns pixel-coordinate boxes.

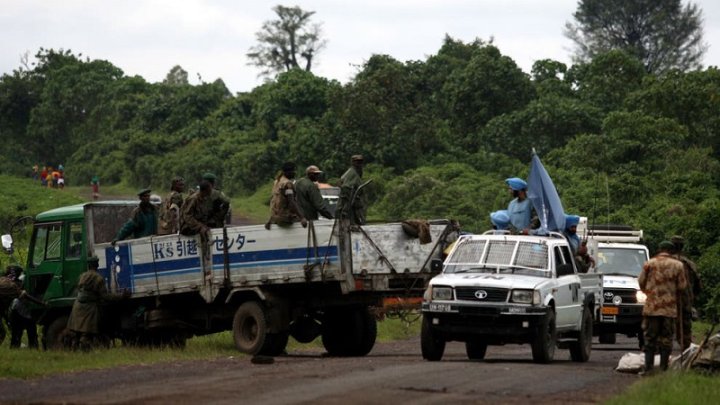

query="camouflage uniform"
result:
[336,166,366,225]
[639,252,687,353]
[269,175,301,225]
[0,276,22,345]
[180,192,213,235]
[674,253,702,350]
[208,189,231,228]
[295,177,333,221]
[67,269,123,350]
[158,190,184,235]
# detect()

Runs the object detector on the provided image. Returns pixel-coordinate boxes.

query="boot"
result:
[642,350,655,375]
[660,349,671,371]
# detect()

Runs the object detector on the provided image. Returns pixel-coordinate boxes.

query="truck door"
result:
[62,221,85,296]
[554,245,581,328]
[27,222,64,300]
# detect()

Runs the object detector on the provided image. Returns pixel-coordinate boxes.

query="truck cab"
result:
[421,231,602,363]
[581,222,648,346]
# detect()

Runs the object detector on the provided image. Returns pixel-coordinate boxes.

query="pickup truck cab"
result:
[421,231,602,363]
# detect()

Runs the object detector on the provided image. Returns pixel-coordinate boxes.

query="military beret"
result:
[671,235,684,245]
[202,172,217,181]
[138,188,152,196]
[505,177,527,191]
[658,241,675,251]
[351,154,364,162]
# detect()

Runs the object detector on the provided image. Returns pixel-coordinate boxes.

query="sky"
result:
[2,0,720,94]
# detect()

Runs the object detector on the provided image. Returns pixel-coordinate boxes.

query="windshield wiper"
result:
[453,266,495,274]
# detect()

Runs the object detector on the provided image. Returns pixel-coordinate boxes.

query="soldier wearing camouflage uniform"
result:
[295,165,333,221]
[336,155,366,225]
[639,241,687,373]
[180,180,214,236]
[158,176,185,235]
[113,188,158,243]
[202,173,231,228]
[67,257,127,351]
[670,235,702,351]
[265,162,307,229]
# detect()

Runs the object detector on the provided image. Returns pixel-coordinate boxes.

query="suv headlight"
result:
[511,289,540,305]
[636,290,647,304]
[431,286,453,300]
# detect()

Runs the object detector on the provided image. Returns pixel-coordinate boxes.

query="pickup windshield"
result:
[596,247,648,277]
[444,238,550,277]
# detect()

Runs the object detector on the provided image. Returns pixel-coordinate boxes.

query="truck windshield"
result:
[444,239,549,276]
[597,247,647,277]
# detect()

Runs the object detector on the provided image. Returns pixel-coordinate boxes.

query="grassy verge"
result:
[0,315,421,379]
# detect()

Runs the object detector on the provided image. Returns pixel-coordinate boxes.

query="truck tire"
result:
[43,315,70,350]
[599,332,616,344]
[259,332,289,356]
[322,307,376,356]
[531,310,556,364]
[569,308,592,362]
[465,340,488,360]
[233,301,269,355]
[421,315,445,361]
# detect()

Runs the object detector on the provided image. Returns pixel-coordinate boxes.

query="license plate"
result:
[602,306,619,315]
[429,303,452,312]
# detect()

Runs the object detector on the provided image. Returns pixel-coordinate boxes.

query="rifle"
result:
[684,322,718,370]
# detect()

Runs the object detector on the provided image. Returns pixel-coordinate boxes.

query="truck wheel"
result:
[322,307,376,356]
[421,315,445,361]
[465,340,488,360]
[233,301,269,355]
[599,332,616,344]
[43,315,69,351]
[569,308,592,362]
[531,310,556,364]
[259,332,289,356]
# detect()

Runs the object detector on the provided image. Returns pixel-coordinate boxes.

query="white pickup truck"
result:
[421,231,602,363]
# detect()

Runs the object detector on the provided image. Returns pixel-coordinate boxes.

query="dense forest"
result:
[1,37,719,316]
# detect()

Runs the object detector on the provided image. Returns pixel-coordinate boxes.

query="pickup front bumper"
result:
[422,302,549,343]
[596,304,643,334]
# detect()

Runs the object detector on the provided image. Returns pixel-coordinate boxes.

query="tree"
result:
[163,65,189,86]
[564,0,707,74]
[247,5,326,77]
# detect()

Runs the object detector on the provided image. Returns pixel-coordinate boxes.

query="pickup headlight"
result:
[636,290,647,304]
[431,286,453,300]
[511,289,538,304]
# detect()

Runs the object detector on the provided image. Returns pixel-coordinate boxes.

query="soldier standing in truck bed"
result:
[202,173,231,227]
[112,189,158,243]
[295,165,333,221]
[265,162,307,229]
[158,177,185,235]
[336,155,367,225]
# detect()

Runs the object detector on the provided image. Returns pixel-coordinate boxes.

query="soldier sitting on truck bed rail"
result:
[180,180,214,236]
[265,162,307,230]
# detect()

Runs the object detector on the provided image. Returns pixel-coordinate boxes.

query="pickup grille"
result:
[603,289,637,304]
[456,287,508,302]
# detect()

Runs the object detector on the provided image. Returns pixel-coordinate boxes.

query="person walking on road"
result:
[638,241,687,374]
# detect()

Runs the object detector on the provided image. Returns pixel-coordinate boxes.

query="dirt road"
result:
[0,335,639,404]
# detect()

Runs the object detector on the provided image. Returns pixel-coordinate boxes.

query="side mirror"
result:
[430,258,443,273]
[557,263,575,277]
[1,234,13,254]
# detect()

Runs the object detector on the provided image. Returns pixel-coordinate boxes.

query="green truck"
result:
[2,201,454,355]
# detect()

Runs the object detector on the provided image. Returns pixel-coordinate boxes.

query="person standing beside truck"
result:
[336,155,367,225]
[112,189,158,244]
[265,162,307,229]
[158,177,186,235]
[67,256,128,351]
[670,235,702,351]
[296,165,334,221]
[1,266,45,347]
[639,241,687,374]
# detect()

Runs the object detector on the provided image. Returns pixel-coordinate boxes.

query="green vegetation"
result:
[606,372,719,405]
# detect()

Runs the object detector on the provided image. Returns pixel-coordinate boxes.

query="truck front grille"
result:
[455,287,509,302]
[603,289,637,304]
